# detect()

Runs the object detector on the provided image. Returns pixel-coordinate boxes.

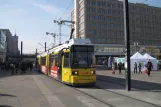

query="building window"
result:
[108,3,112,8]
[108,9,111,14]
[112,10,116,14]
[102,2,106,6]
[112,3,116,8]
[118,4,121,8]
[64,53,69,68]
[91,1,96,6]
[87,8,90,12]
[107,24,111,29]
[92,8,96,13]
[87,30,96,35]
[108,17,111,22]
[87,1,91,5]
[97,1,101,6]
[98,16,101,20]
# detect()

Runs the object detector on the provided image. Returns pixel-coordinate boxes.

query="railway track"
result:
[95,78,161,107]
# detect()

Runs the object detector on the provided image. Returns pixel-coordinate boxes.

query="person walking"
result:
[146,59,153,77]
[118,62,122,74]
[134,62,137,74]
[138,62,142,74]
[112,62,115,74]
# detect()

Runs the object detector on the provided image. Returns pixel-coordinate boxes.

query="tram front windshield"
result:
[71,45,94,68]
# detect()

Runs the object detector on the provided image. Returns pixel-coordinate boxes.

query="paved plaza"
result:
[0,68,161,107]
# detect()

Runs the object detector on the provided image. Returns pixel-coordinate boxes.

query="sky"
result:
[0,0,161,54]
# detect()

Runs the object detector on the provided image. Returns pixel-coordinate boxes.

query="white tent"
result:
[143,53,157,71]
[130,52,146,72]
[143,53,156,59]
[130,52,144,59]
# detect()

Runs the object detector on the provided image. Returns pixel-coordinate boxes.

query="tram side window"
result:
[64,52,69,68]
[55,55,58,66]
[41,57,46,65]
[50,54,55,66]
[58,53,62,67]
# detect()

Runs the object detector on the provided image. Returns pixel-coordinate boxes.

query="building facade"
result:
[0,29,19,60]
[72,0,161,57]
[0,30,7,62]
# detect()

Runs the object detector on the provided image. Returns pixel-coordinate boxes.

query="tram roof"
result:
[48,38,92,54]
[37,38,92,56]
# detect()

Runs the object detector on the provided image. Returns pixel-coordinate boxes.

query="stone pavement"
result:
[0,69,51,107]
[0,68,161,107]
[96,69,161,106]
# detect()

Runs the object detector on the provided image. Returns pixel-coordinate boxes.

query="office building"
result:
[72,0,161,57]
[0,29,19,58]
[0,30,7,62]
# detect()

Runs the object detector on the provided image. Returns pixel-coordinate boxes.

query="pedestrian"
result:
[118,62,122,74]
[29,62,33,71]
[21,62,27,74]
[146,59,153,77]
[15,62,19,74]
[1,62,6,75]
[10,63,15,75]
[138,62,142,74]
[112,62,115,74]
[134,62,137,74]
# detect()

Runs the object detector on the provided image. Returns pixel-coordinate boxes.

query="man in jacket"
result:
[146,59,153,77]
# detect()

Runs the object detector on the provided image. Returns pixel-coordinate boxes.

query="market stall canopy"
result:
[130,52,144,59]
[143,53,156,59]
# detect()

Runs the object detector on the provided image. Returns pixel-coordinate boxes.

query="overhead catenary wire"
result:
[37,0,74,49]
[59,0,74,20]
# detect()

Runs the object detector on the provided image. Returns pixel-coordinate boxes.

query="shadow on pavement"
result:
[0,105,12,107]
[97,74,161,92]
[0,94,16,97]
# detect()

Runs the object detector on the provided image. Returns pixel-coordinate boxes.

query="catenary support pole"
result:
[123,0,131,91]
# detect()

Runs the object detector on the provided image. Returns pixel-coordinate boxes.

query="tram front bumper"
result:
[70,75,96,85]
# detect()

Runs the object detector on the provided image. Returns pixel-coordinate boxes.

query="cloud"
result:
[32,3,63,14]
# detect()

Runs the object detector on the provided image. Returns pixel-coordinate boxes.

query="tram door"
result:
[48,54,52,75]
[58,53,62,81]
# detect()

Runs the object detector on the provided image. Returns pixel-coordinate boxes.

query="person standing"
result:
[112,62,115,74]
[134,62,137,74]
[118,62,122,74]
[29,62,33,71]
[1,62,6,75]
[21,62,27,74]
[138,62,142,74]
[10,63,15,75]
[15,62,19,74]
[147,59,153,77]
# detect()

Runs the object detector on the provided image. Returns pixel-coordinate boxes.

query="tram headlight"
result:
[72,71,78,75]
[91,70,95,74]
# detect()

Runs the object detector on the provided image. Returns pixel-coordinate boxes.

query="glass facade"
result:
[94,45,124,53]
[0,31,6,49]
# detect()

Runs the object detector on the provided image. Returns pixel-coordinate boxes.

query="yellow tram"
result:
[36,38,96,86]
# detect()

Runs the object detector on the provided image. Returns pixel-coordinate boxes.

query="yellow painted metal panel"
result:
[62,55,72,82]
[70,75,96,83]
[71,68,96,76]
